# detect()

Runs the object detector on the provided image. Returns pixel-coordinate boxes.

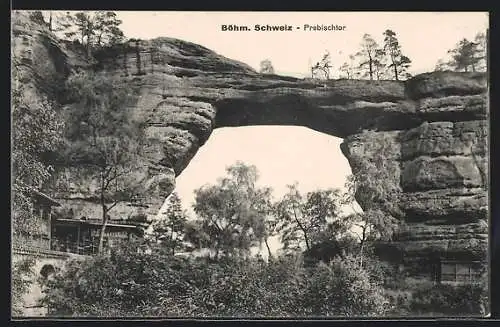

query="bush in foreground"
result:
[303,255,389,317]
[40,240,389,317]
[410,282,488,316]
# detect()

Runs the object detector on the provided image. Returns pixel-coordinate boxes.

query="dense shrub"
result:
[40,240,389,317]
[11,258,35,316]
[410,282,488,316]
[303,255,389,317]
[360,252,398,286]
[383,288,413,316]
[182,255,309,317]
[39,237,488,318]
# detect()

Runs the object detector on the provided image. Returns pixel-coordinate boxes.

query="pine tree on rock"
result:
[49,11,124,56]
[383,29,412,81]
[447,36,485,72]
[356,34,380,80]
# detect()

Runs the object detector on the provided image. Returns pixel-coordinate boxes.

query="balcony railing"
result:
[50,238,99,256]
[13,235,51,251]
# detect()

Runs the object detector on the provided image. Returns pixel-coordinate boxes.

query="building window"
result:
[439,260,482,284]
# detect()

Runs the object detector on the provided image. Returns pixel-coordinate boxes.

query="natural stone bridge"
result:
[12,11,488,277]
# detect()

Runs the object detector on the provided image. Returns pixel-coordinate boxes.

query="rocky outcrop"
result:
[12,12,488,272]
[341,88,488,269]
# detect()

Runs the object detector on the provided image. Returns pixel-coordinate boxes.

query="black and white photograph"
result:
[11,10,490,318]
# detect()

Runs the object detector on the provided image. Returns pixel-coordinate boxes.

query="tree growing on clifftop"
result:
[311,51,332,80]
[50,11,124,56]
[356,34,382,80]
[372,48,389,80]
[434,32,487,73]
[259,59,275,74]
[474,31,488,71]
[339,55,356,79]
[339,62,352,79]
[447,35,486,72]
[434,59,451,72]
[383,29,412,81]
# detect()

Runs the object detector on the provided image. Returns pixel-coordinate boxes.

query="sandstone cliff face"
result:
[341,78,488,268]
[12,12,488,270]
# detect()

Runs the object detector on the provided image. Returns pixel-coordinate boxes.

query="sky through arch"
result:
[161,125,361,257]
[167,126,359,216]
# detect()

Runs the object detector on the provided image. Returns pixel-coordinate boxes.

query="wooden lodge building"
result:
[14,189,148,257]
[12,189,149,317]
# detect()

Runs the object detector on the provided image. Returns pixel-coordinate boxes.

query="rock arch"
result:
[11,11,489,280]
[137,62,488,274]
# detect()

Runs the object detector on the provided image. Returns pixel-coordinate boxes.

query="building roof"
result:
[32,189,61,207]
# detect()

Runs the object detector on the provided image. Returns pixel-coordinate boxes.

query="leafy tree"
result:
[339,62,352,79]
[342,209,399,266]
[383,30,412,81]
[11,258,36,316]
[12,63,64,315]
[51,11,124,56]
[12,88,65,239]
[70,12,91,48]
[339,54,362,80]
[252,186,275,259]
[274,184,344,253]
[356,34,381,80]
[259,59,275,74]
[92,12,125,47]
[343,130,403,264]
[61,71,146,254]
[434,58,451,72]
[182,219,211,252]
[311,51,332,80]
[372,48,388,80]
[474,31,488,71]
[435,32,487,73]
[447,37,484,72]
[192,162,272,259]
[149,192,188,255]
